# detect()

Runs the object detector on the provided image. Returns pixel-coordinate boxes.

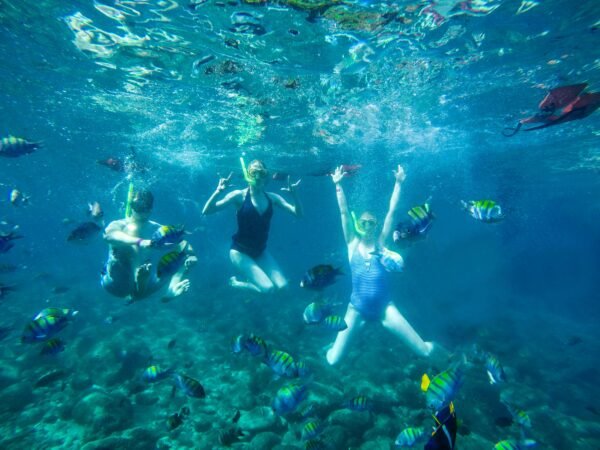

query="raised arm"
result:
[202,172,241,215]
[380,164,406,244]
[331,165,354,244]
[273,176,303,217]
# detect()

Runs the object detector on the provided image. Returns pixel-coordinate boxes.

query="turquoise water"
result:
[1,0,599,448]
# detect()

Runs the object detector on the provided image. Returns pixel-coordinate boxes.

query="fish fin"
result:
[421,373,431,392]
[540,83,587,110]
[502,122,522,137]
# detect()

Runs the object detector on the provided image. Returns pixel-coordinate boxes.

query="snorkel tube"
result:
[351,211,366,237]
[240,156,255,186]
[125,182,134,219]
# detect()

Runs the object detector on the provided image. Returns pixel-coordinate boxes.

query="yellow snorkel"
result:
[240,156,256,186]
[351,211,366,237]
[125,181,134,218]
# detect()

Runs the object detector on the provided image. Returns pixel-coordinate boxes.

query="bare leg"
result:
[381,303,433,356]
[326,303,363,366]
[229,249,275,294]
[255,250,288,290]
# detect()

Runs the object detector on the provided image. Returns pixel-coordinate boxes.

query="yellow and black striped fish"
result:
[265,349,298,378]
[174,373,206,398]
[22,315,69,344]
[0,136,41,157]
[157,242,188,278]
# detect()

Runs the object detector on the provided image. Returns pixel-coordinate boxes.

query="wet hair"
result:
[131,189,154,213]
[248,160,268,177]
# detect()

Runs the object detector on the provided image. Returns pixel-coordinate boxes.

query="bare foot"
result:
[229,276,244,289]
[135,263,152,296]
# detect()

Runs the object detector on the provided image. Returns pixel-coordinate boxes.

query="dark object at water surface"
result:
[503,83,600,136]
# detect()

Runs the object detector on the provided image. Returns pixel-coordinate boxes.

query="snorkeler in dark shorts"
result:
[202,159,302,294]
[102,189,196,301]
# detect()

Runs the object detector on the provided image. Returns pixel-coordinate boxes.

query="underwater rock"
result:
[249,431,281,449]
[0,383,35,413]
[0,364,18,390]
[238,405,282,432]
[72,391,134,435]
[282,0,342,15]
[359,438,394,450]
[134,391,159,406]
[81,436,132,450]
[329,408,373,431]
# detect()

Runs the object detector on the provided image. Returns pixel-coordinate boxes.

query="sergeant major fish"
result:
[461,200,504,223]
[272,382,307,415]
[421,366,463,411]
[0,136,42,157]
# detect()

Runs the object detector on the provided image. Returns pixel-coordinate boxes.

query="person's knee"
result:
[256,279,275,294]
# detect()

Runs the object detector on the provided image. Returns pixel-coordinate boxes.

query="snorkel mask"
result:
[240,157,268,186]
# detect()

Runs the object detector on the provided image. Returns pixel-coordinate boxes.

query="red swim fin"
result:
[562,92,600,116]
[538,83,587,110]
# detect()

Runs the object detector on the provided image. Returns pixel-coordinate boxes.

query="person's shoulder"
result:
[106,218,127,229]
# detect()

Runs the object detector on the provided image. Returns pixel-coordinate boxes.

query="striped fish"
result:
[494,439,537,450]
[151,225,185,248]
[0,136,41,157]
[395,426,426,447]
[303,302,333,324]
[142,365,173,383]
[461,200,504,223]
[264,349,298,378]
[301,419,324,441]
[322,315,348,331]
[157,242,188,278]
[21,315,69,343]
[34,307,78,321]
[40,338,66,356]
[344,395,372,412]
[485,353,506,384]
[244,334,268,357]
[272,382,306,415]
[407,202,435,233]
[502,401,531,429]
[174,373,206,398]
[421,367,463,411]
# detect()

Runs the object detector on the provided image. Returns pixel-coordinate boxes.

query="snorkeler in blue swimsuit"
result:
[326,165,434,365]
[202,159,303,293]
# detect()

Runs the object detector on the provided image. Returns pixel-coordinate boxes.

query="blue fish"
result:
[301,419,324,441]
[322,315,348,331]
[395,426,426,447]
[264,350,298,378]
[34,307,78,321]
[142,365,174,383]
[151,225,185,247]
[461,200,504,223]
[421,367,463,411]
[157,242,188,278]
[303,302,333,324]
[0,136,41,157]
[344,395,373,412]
[21,315,69,343]
[394,201,435,244]
[485,353,506,384]
[40,338,66,356]
[174,373,206,398]
[494,439,537,449]
[0,230,23,254]
[244,334,268,357]
[272,382,306,415]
